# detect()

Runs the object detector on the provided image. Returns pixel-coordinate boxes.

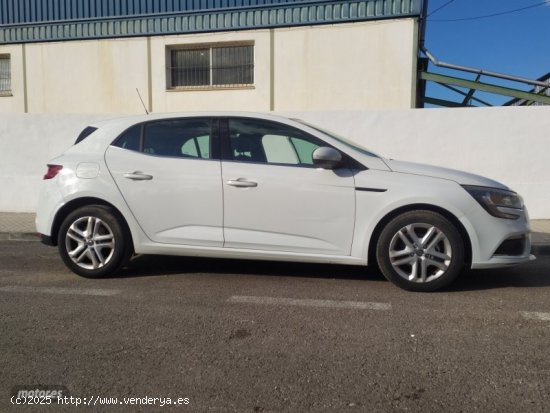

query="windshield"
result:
[293,119,380,158]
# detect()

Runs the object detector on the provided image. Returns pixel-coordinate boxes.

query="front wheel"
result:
[57,205,132,278]
[376,211,465,292]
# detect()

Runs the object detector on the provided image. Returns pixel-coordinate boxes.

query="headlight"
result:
[462,185,523,220]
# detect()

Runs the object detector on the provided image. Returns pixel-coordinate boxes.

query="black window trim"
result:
[110,116,367,170]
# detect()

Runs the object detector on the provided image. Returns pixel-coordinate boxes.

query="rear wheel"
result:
[376,210,465,292]
[58,205,132,278]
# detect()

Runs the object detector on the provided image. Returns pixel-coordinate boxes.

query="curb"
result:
[0,232,40,242]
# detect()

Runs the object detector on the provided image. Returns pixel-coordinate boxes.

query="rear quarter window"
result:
[74,126,98,145]
[112,124,141,152]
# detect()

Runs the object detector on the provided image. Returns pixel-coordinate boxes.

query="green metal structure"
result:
[421,72,550,107]
[419,49,550,108]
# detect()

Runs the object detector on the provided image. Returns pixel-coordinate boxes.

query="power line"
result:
[427,0,456,18]
[429,0,550,22]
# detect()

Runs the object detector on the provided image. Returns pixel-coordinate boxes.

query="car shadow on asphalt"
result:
[450,265,550,292]
[115,254,550,291]
[117,254,387,283]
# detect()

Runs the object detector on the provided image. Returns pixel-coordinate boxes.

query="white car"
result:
[36,112,533,291]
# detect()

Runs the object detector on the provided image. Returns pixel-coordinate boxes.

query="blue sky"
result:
[423,0,550,105]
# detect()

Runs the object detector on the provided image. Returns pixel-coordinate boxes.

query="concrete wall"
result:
[0,113,110,212]
[1,106,549,218]
[287,106,550,219]
[0,18,417,114]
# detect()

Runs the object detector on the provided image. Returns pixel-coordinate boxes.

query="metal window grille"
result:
[0,55,11,93]
[169,45,254,89]
[171,48,210,87]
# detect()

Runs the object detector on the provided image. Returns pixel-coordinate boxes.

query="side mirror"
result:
[312,147,342,170]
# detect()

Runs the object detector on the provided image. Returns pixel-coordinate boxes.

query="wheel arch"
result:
[367,203,472,268]
[51,197,133,248]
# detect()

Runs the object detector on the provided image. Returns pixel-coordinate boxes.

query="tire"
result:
[57,205,132,278]
[376,210,465,292]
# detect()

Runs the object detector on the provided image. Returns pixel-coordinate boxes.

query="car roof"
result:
[88,111,297,130]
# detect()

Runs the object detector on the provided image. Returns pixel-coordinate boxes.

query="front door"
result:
[221,117,356,256]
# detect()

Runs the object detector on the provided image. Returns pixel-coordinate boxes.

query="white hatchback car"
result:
[36,112,533,291]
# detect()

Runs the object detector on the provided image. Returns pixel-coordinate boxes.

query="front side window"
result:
[228,119,322,166]
[168,44,254,89]
[0,55,11,95]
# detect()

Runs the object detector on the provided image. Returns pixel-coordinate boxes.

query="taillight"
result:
[43,164,63,180]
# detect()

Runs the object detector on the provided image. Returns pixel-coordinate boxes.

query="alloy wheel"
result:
[388,223,452,283]
[65,216,116,270]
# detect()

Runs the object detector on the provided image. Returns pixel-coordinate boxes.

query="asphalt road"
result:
[1,241,549,413]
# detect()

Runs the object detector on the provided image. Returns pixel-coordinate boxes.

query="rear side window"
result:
[74,126,97,145]
[113,124,141,152]
[111,119,212,159]
[143,119,212,159]
[180,135,210,159]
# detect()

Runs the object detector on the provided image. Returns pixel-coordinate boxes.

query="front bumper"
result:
[467,205,535,269]
[471,253,535,269]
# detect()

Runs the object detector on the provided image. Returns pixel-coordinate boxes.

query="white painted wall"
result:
[1,106,549,218]
[0,18,417,114]
[0,113,111,212]
[287,106,550,219]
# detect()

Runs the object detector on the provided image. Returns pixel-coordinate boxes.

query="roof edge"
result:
[0,0,421,44]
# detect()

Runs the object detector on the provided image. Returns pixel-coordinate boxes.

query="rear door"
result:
[105,118,224,247]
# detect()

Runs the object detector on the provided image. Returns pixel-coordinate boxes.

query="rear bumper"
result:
[36,178,64,237]
[40,234,55,246]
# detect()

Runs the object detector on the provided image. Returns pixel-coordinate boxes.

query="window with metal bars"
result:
[168,44,254,89]
[0,55,11,95]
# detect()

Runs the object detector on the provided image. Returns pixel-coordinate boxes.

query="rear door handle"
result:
[124,171,153,181]
[226,179,258,188]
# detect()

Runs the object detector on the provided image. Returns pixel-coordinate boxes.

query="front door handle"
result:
[226,179,258,188]
[124,171,153,181]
